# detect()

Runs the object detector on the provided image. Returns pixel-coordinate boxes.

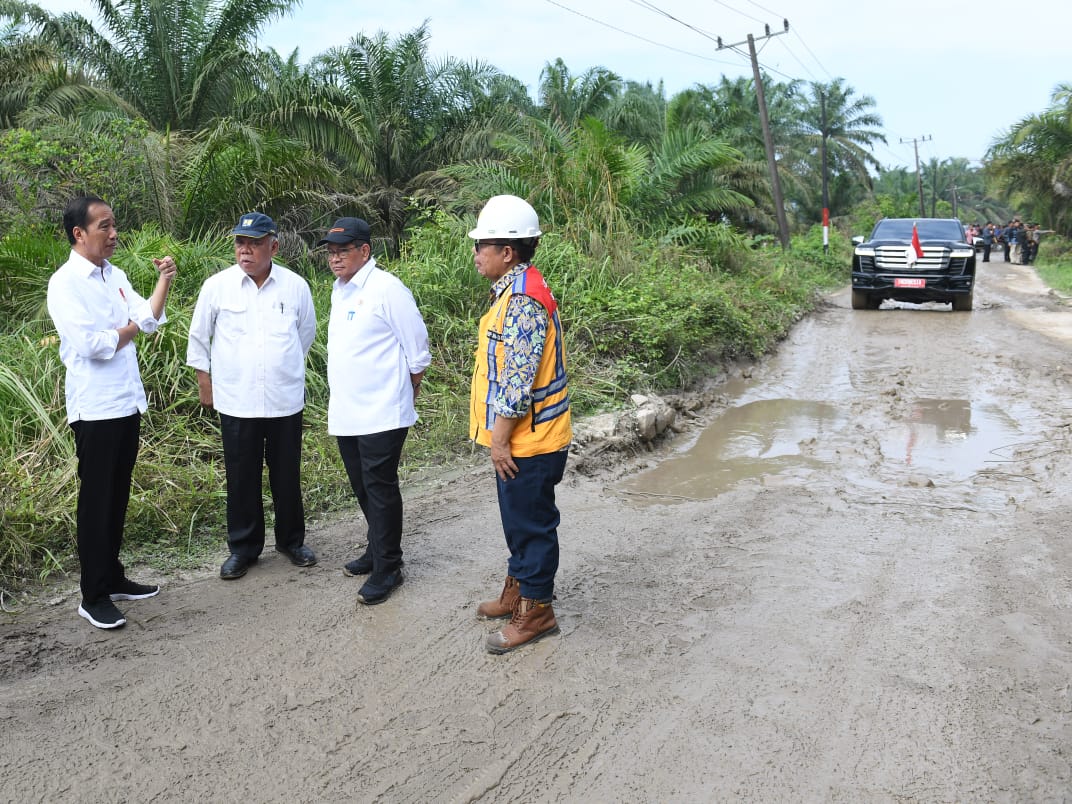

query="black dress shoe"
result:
[342,552,372,577]
[357,570,404,605]
[344,555,405,577]
[276,544,317,567]
[220,554,256,580]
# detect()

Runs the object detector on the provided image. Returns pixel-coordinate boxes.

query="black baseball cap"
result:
[317,217,371,246]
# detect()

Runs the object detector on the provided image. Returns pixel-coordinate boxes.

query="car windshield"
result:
[871,220,964,241]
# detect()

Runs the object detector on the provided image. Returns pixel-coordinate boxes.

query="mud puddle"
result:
[620,394,1028,504]
[876,397,1027,478]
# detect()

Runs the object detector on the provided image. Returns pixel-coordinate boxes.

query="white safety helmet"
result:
[468,195,542,240]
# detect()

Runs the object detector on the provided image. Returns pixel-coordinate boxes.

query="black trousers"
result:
[70,413,140,604]
[337,427,408,574]
[219,411,306,557]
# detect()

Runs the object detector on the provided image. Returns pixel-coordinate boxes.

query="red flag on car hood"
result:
[911,222,924,258]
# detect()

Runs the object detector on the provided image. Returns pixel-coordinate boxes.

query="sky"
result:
[28,0,1072,172]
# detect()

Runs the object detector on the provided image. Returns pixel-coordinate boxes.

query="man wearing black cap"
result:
[320,217,430,605]
[187,212,318,580]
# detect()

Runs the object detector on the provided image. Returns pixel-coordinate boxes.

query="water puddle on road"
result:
[619,396,1026,504]
[619,399,841,503]
[876,398,1024,479]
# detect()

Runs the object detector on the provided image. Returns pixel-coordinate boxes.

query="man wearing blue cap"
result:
[187,212,318,579]
[320,217,431,605]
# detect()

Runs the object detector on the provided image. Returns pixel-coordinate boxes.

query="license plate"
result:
[894,277,926,288]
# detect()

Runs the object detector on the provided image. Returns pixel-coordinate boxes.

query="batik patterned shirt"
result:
[489,262,549,419]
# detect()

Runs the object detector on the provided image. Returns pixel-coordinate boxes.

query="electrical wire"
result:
[774,36,818,82]
[708,0,768,26]
[789,29,832,80]
[541,0,739,66]
[626,0,724,47]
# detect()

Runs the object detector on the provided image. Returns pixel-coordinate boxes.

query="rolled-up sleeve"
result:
[47,273,121,360]
[124,279,166,334]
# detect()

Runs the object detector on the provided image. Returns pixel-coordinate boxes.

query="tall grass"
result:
[0,216,844,590]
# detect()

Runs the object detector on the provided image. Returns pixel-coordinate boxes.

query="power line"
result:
[774,37,818,82]
[627,0,723,48]
[708,0,768,26]
[542,0,738,66]
[543,0,816,94]
[788,30,832,81]
[739,0,786,19]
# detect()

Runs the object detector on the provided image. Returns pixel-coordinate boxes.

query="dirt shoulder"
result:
[3,255,1072,801]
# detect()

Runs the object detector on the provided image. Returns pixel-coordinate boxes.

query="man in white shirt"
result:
[321,218,431,605]
[187,212,318,580]
[46,195,177,629]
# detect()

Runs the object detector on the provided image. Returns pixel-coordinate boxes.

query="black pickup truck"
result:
[850,218,976,311]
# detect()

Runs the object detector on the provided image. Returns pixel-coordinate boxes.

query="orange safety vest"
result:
[470,265,572,457]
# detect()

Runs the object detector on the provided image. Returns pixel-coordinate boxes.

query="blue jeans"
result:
[495,450,568,600]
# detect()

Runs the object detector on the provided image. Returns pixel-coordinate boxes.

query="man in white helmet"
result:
[469,195,572,654]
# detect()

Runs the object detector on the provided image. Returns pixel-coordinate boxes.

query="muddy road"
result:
[4,255,1072,802]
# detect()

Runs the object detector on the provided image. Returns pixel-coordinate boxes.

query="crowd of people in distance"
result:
[968,219,1049,265]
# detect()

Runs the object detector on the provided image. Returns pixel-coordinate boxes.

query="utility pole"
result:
[719,20,792,250]
[820,90,829,253]
[949,184,959,219]
[900,135,931,218]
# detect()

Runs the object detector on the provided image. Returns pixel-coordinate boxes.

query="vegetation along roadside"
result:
[0,213,847,594]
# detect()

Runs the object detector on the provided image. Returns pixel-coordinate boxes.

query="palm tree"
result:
[667,76,790,234]
[632,122,751,228]
[2,1,385,239]
[312,24,505,253]
[784,78,885,227]
[537,58,621,126]
[871,167,919,219]
[989,84,1072,233]
[602,80,668,148]
[5,0,296,132]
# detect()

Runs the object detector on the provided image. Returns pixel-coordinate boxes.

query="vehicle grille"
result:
[870,246,952,272]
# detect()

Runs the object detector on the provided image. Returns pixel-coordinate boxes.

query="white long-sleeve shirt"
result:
[187,263,316,418]
[46,250,166,422]
[327,258,431,436]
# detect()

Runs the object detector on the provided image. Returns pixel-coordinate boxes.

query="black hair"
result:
[508,237,539,263]
[63,195,108,245]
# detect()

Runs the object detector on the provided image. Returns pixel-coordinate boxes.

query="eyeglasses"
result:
[474,240,510,251]
[326,245,358,260]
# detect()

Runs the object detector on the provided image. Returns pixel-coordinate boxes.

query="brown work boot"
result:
[476,575,519,620]
[486,597,559,654]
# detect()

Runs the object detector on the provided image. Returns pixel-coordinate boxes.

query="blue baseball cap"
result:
[231,212,277,238]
